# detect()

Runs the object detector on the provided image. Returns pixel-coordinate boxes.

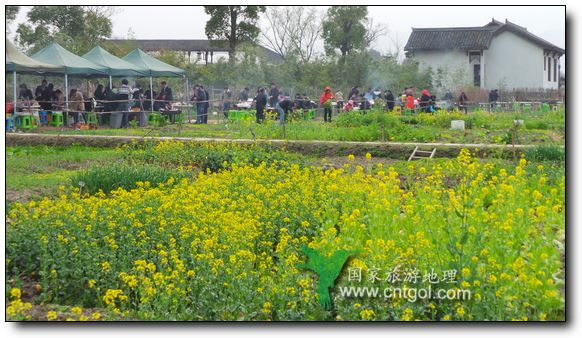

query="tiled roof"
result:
[404,20,564,55]
[404,27,495,51]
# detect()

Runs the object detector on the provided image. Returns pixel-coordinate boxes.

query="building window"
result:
[554,59,557,82]
[548,58,551,82]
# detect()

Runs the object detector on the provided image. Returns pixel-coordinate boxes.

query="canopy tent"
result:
[31,42,109,109]
[122,48,186,77]
[6,39,65,109]
[122,48,187,110]
[82,46,148,89]
[6,39,64,74]
[31,42,109,76]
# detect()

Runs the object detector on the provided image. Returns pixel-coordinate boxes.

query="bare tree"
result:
[292,7,322,63]
[388,32,406,63]
[83,6,118,17]
[261,6,322,63]
[364,17,388,47]
[261,7,294,59]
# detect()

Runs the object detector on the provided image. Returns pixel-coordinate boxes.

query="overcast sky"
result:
[8,5,565,58]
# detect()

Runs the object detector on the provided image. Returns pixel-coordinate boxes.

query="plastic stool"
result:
[16,115,34,129]
[32,115,40,128]
[87,112,97,126]
[148,112,160,122]
[49,112,64,127]
[40,111,48,126]
[6,115,14,131]
[393,106,402,114]
[148,112,161,126]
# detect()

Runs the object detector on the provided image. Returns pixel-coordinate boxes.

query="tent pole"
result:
[149,76,154,112]
[65,74,69,112]
[109,75,112,90]
[185,77,189,123]
[13,71,17,111]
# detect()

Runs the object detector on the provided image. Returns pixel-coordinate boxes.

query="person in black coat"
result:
[268,83,279,108]
[419,89,431,113]
[203,87,210,123]
[348,86,360,100]
[458,91,469,114]
[34,80,47,102]
[40,83,55,111]
[195,85,207,124]
[489,89,499,111]
[384,90,395,111]
[255,87,267,124]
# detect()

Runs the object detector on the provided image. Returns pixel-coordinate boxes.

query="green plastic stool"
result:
[49,112,64,127]
[148,112,161,125]
[86,112,97,126]
[16,115,34,129]
[512,103,520,112]
[523,103,531,113]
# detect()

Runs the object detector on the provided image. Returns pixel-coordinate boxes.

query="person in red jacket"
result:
[405,94,415,113]
[320,86,335,122]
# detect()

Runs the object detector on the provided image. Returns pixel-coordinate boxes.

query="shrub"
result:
[525,145,565,162]
[71,163,191,194]
[525,120,550,130]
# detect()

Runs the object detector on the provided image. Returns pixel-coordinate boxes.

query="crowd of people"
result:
[210,83,486,124]
[186,82,496,125]
[12,78,503,128]
[12,79,175,128]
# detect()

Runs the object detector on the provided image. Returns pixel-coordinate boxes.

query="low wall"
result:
[6,133,536,160]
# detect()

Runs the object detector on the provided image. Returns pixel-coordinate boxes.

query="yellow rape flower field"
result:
[6,142,565,321]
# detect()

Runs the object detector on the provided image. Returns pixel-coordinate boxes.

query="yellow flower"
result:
[71,307,83,315]
[10,288,21,299]
[360,309,376,320]
[262,301,271,315]
[88,279,96,288]
[365,153,372,160]
[456,307,465,317]
[92,312,101,320]
[47,311,58,321]
[443,314,451,321]
[401,308,413,321]
[348,154,355,161]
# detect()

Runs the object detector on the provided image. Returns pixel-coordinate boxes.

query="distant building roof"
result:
[107,39,283,62]
[404,19,564,55]
[405,27,495,51]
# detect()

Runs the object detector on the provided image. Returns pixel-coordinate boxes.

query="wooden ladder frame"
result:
[408,146,437,161]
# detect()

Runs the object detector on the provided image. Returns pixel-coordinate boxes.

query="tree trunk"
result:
[229,7,237,62]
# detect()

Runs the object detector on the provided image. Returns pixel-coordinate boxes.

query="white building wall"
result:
[412,50,473,87]
[484,30,551,89]
[541,54,560,89]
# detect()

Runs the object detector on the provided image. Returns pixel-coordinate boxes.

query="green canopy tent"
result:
[5,39,64,111]
[122,48,187,111]
[82,46,148,89]
[30,42,109,109]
